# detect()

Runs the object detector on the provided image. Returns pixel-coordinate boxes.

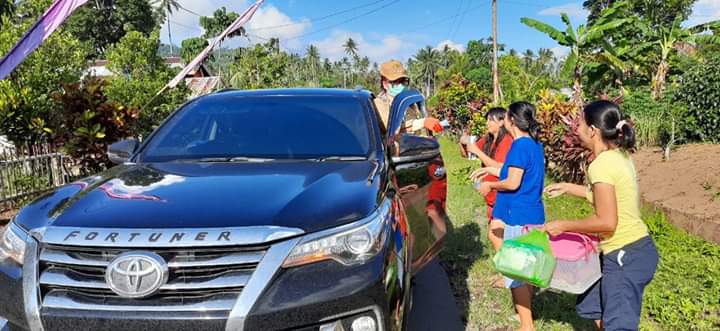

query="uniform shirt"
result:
[492,137,545,226]
[587,149,649,253]
[374,92,423,134]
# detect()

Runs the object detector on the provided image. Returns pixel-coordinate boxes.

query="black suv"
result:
[0,88,447,331]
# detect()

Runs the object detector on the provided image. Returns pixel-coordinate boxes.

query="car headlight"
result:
[283,200,391,268]
[0,221,28,265]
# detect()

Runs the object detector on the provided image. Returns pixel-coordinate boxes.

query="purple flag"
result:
[167,0,264,88]
[0,0,89,80]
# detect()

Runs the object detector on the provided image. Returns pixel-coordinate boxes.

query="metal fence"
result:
[0,144,76,210]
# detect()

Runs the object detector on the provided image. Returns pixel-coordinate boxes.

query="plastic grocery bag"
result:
[493,229,556,288]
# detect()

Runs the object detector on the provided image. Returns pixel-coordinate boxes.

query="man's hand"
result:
[424,117,443,132]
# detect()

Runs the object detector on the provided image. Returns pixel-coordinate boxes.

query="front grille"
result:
[37,244,268,312]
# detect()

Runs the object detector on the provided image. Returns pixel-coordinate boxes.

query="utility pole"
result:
[492,0,500,103]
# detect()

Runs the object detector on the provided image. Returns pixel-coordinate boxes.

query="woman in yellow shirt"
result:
[544,100,659,331]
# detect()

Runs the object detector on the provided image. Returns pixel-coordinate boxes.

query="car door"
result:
[385,90,447,273]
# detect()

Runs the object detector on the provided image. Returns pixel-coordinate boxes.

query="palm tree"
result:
[153,0,181,56]
[343,38,359,85]
[305,44,320,86]
[413,46,442,97]
[343,38,359,59]
[522,6,629,108]
[522,49,535,70]
[537,48,554,72]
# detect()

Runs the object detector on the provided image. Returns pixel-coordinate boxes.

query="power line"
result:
[281,0,402,42]
[447,0,468,41]
[248,0,388,31]
[405,3,490,34]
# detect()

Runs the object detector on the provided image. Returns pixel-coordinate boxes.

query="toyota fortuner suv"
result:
[0,88,447,331]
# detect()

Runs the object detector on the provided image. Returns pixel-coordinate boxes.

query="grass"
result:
[437,136,720,331]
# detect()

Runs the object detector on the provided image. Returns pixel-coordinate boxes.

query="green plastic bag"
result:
[493,229,556,288]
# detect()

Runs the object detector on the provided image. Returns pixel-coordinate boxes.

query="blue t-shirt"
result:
[491,137,545,226]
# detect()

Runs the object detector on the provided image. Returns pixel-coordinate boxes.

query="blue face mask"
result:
[388,84,405,97]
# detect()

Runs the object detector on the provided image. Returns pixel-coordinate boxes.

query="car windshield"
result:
[139,95,373,162]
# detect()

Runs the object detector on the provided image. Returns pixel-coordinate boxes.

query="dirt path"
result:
[634,144,720,243]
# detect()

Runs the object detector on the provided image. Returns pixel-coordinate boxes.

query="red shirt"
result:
[427,162,447,211]
[475,134,513,207]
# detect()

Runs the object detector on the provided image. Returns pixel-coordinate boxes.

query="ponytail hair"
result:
[508,101,540,141]
[583,100,636,153]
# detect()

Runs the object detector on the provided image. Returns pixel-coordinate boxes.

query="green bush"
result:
[643,210,720,330]
[675,57,720,143]
[623,88,694,147]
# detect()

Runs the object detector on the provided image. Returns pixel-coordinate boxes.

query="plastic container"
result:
[468,135,478,160]
[493,230,556,288]
[548,232,601,294]
[473,179,483,190]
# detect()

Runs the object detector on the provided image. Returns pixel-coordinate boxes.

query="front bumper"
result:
[0,236,406,331]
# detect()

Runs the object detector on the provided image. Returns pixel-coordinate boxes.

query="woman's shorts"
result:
[502,223,526,289]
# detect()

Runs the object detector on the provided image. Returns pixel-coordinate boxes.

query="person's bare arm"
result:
[487,167,523,192]
[544,183,618,236]
[466,143,502,168]
[545,183,587,199]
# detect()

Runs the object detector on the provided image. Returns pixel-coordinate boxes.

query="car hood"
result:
[15,161,384,233]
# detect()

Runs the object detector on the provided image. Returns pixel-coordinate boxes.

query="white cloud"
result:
[310,30,418,63]
[158,1,310,51]
[539,3,589,19]
[686,0,720,27]
[435,40,465,52]
[550,46,570,60]
[245,5,311,50]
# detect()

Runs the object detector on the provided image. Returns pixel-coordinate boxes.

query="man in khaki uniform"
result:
[374,60,443,134]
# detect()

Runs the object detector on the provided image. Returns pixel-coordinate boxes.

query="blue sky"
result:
[161,0,720,63]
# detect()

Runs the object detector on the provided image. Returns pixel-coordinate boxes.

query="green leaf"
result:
[520,17,570,46]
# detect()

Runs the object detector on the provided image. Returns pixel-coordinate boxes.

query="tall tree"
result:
[180,37,210,64]
[199,7,244,39]
[413,46,442,97]
[522,49,535,70]
[522,5,630,108]
[584,0,697,27]
[65,0,159,57]
[305,44,320,86]
[343,38,359,59]
[153,0,180,56]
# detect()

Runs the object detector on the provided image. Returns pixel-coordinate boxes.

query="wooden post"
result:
[492,0,500,103]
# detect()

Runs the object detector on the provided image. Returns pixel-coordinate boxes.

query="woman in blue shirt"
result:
[473,101,545,331]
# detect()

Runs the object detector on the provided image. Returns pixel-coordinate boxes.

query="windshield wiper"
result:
[175,157,275,163]
[309,156,369,162]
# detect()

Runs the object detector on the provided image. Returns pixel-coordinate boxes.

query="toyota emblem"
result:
[105,251,168,298]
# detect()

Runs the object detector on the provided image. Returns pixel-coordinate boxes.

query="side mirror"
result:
[390,134,440,165]
[107,139,139,164]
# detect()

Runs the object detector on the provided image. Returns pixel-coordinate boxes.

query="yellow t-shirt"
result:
[587,149,649,253]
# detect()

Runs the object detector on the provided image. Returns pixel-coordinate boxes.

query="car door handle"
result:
[398,184,419,195]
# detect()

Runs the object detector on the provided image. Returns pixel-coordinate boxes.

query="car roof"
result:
[208,88,373,99]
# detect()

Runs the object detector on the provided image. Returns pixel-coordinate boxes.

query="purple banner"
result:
[0,0,89,80]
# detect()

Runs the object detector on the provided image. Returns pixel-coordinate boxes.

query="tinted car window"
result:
[140,95,372,162]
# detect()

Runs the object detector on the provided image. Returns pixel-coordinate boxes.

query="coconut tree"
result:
[343,38,359,85]
[153,0,181,56]
[413,46,442,97]
[305,44,320,86]
[522,49,535,70]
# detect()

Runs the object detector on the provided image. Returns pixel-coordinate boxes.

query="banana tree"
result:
[638,18,720,99]
[522,4,629,109]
